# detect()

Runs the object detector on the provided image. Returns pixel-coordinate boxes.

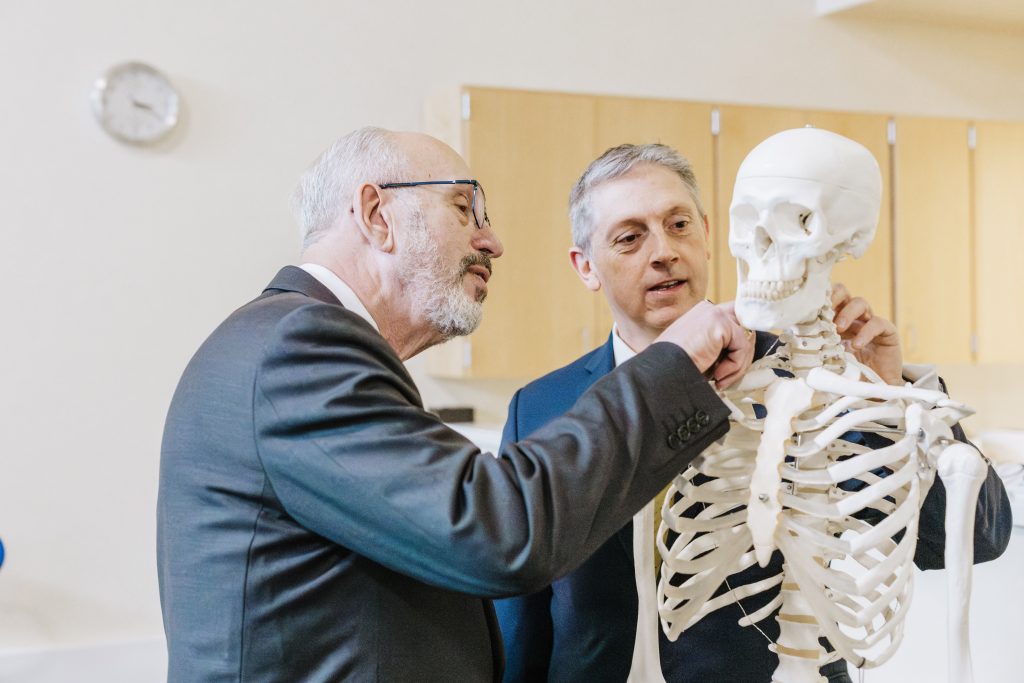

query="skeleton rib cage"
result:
[656,328,974,674]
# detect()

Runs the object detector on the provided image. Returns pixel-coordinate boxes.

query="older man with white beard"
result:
[157,127,757,682]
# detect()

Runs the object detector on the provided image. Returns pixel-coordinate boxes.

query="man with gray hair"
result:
[495,143,1010,683]
[157,129,757,681]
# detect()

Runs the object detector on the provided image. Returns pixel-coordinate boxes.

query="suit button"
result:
[667,433,682,450]
[676,425,691,442]
[696,410,710,427]
[686,417,700,432]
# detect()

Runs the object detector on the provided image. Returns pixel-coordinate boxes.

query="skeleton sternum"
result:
[748,378,815,567]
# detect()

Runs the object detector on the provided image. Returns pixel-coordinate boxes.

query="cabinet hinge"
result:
[970,334,978,355]
[968,125,977,150]
[711,108,720,136]
[887,119,896,145]
[461,93,471,121]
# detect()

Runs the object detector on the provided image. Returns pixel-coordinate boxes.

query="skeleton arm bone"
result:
[935,442,988,683]
[913,422,1012,569]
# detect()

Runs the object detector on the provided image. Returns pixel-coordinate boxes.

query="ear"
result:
[353,183,395,253]
[569,246,602,292]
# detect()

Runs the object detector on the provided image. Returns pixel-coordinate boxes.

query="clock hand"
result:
[131,99,157,113]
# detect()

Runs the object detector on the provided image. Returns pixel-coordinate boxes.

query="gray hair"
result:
[291,126,411,248]
[569,143,706,255]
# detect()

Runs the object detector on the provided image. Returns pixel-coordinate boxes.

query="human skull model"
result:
[729,128,882,330]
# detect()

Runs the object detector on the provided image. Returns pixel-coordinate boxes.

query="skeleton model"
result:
[656,128,989,683]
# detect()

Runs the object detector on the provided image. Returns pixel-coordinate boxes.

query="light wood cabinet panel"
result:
[424,88,995,378]
[974,121,1024,363]
[715,106,893,319]
[593,97,716,335]
[452,87,600,378]
[893,117,973,364]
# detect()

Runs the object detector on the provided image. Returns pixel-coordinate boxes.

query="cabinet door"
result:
[715,106,893,319]
[974,121,1024,363]
[593,97,715,336]
[893,117,973,364]
[462,87,600,378]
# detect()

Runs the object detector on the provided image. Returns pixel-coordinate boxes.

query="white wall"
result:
[1,0,1022,666]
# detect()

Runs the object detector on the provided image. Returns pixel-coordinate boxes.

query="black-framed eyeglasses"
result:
[378,179,490,230]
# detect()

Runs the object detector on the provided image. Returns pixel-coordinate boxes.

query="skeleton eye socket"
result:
[771,203,815,238]
[730,203,758,237]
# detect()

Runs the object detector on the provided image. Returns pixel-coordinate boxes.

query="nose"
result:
[473,224,504,258]
[648,227,679,267]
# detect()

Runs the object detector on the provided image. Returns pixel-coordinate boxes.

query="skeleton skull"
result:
[729,128,882,330]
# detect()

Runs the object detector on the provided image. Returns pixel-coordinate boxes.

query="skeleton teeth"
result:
[739,277,804,301]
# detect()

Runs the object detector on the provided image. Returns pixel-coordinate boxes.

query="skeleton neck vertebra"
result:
[777,303,845,378]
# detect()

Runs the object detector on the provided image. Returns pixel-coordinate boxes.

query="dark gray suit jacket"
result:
[157,266,732,682]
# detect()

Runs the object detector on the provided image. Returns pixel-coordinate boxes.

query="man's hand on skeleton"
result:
[655,300,756,390]
[831,282,904,386]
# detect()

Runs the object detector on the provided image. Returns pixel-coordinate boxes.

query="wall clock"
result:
[90,61,180,145]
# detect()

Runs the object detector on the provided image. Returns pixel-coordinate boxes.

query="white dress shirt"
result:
[299,263,380,333]
[611,328,668,683]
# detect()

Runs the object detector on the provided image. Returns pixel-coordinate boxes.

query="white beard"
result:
[399,206,484,340]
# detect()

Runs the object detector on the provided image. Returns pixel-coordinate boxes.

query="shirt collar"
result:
[611,324,639,367]
[299,263,380,333]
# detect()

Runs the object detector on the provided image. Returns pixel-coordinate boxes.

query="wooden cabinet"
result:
[892,117,973,364]
[973,121,1024,363]
[426,88,716,378]
[425,86,1019,377]
[430,88,600,379]
[714,105,893,320]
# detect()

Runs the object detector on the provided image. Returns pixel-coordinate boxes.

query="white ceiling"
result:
[816,0,1024,32]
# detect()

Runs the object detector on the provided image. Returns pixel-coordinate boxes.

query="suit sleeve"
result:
[914,420,1013,570]
[493,389,555,682]
[911,372,1012,569]
[253,303,730,597]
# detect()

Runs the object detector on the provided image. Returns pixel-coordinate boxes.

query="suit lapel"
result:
[584,333,616,377]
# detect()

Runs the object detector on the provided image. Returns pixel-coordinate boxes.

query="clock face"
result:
[91,62,179,145]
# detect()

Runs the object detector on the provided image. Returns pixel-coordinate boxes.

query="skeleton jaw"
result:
[735,261,831,331]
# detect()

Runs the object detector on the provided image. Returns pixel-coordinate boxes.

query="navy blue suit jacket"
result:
[495,333,1012,683]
